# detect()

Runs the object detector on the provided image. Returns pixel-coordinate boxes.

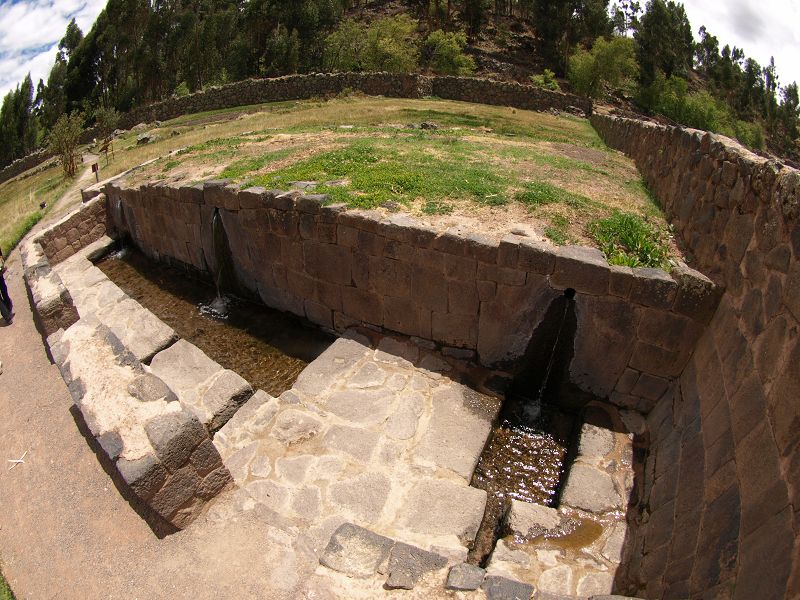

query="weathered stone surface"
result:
[551,246,609,295]
[117,453,167,501]
[128,373,177,403]
[578,423,615,458]
[322,425,379,463]
[325,389,393,426]
[446,563,486,591]
[385,542,447,589]
[576,572,614,596]
[628,268,677,309]
[150,464,202,518]
[189,438,223,475]
[271,409,323,446]
[415,385,500,480]
[506,500,560,538]
[345,362,388,389]
[481,575,534,600]
[537,565,573,596]
[246,479,290,512]
[397,479,487,541]
[329,472,391,522]
[560,463,622,513]
[293,338,368,396]
[320,523,394,578]
[95,298,177,363]
[144,409,207,472]
[385,404,419,440]
[200,370,254,432]
[149,340,222,407]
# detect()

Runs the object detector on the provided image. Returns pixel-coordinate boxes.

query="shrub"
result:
[568,36,638,99]
[48,112,84,177]
[422,30,475,75]
[362,15,419,73]
[529,69,560,91]
[174,81,190,97]
[589,211,671,269]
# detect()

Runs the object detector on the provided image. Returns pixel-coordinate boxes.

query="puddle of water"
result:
[97,248,334,396]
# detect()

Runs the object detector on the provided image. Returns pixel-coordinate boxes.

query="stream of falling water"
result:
[468,295,578,565]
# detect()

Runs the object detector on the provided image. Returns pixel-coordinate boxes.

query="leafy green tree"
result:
[323,19,367,71]
[568,36,638,98]
[362,15,419,73]
[422,30,475,75]
[48,112,84,177]
[94,105,120,137]
[634,0,693,86]
[463,0,489,36]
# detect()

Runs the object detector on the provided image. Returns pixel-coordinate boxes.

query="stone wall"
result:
[105,180,717,414]
[593,115,800,598]
[37,194,110,265]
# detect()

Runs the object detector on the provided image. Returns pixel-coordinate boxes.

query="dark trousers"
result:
[0,273,11,322]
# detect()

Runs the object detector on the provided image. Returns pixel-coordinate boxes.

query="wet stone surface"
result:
[97,248,334,396]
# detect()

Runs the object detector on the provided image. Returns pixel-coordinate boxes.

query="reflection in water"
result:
[98,248,334,396]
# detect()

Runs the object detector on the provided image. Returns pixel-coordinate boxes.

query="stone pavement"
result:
[213,334,502,563]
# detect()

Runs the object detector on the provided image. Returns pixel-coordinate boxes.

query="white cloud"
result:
[0,0,106,98]
[682,0,800,91]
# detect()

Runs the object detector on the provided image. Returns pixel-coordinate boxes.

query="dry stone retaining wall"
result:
[37,193,110,265]
[593,114,800,599]
[105,180,717,414]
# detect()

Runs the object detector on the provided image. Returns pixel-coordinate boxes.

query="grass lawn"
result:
[1,94,676,267]
[0,568,14,600]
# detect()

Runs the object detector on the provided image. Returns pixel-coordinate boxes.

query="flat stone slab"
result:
[293,338,369,396]
[95,297,177,363]
[414,385,500,480]
[397,478,487,542]
[320,523,394,578]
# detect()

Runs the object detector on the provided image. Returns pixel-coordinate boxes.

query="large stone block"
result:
[628,269,677,309]
[303,241,352,286]
[415,385,500,480]
[385,542,447,590]
[397,479,487,542]
[571,295,639,397]
[117,453,168,501]
[150,464,202,519]
[550,246,609,295]
[144,409,207,472]
[477,275,556,366]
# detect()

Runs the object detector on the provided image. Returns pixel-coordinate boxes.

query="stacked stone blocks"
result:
[106,180,719,414]
[593,114,800,599]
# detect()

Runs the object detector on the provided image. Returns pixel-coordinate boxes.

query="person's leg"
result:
[0,273,11,312]
[0,297,10,324]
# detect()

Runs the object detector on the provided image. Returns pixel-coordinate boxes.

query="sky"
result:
[0,0,798,99]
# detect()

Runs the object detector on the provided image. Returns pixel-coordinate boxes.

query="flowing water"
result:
[468,293,581,565]
[98,248,334,396]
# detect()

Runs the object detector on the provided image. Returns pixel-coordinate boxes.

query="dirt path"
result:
[0,245,316,600]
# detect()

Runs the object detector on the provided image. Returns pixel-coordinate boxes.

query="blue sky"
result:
[0,0,798,100]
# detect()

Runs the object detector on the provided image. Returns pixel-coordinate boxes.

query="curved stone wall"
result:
[104,179,716,416]
[0,73,591,186]
[593,114,799,599]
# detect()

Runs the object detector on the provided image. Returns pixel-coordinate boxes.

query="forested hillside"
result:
[1,0,798,171]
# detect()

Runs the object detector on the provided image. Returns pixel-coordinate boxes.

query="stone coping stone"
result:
[506,501,561,539]
[446,563,487,591]
[482,575,535,600]
[149,339,254,433]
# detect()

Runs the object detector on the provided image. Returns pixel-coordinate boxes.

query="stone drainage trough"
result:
[27,111,799,598]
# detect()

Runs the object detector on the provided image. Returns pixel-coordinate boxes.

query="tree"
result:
[634,0,693,86]
[362,15,419,73]
[94,105,120,138]
[422,30,476,75]
[568,36,638,98]
[323,19,367,72]
[48,112,84,177]
[463,0,489,36]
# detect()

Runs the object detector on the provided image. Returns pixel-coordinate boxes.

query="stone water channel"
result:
[89,243,641,597]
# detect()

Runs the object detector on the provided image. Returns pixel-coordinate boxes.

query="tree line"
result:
[1,0,798,171]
